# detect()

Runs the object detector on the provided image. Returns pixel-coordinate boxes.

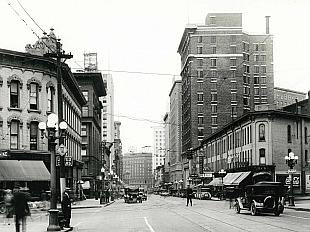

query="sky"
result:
[1,0,310,153]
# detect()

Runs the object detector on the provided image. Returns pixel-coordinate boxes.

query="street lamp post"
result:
[39,113,67,231]
[218,169,226,200]
[100,167,105,204]
[285,152,298,206]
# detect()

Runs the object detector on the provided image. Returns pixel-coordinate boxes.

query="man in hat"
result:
[12,187,30,232]
[61,188,72,229]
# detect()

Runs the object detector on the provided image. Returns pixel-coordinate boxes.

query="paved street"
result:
[70,195,310,232]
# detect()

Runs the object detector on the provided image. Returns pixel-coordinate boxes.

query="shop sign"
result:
[276,174,300,187]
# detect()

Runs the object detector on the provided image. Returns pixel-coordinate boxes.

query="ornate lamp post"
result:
[38,113,67,231]
[100,167,105,204]
[218,169,226,200]
[285,152,298,206]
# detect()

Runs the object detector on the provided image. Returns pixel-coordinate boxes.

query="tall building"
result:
[100,73,115,172]
[168,80,183,185]
[274,87,306,109]
[114,121,123,180]
[178,13,274,153]
[122,152,153,189]
[152,126,166,170]
[74,72,106,197]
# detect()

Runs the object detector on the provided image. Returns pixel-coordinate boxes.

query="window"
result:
[82,106,89,116]
[47,87,55,112]
[254,66,259,74]
[197,46,202,54]
[259,148,266,165]
[198,36,202,43]
[231,92,236,101]
[254,76,259,84]
[261,66,266,74]
[198,59,203,66]
[306,150,309,165]
[30,121,38,150]
[197,104,203,113]
[260,43,266,51]
[10,81,19,108]
[261,77,266,84]
[197,70,203,79]
[82,91,89,102]
[197,93,204,102]
[230,46,237,54]
[81,124,87,136]
[231,106,237,117]
[210,16,216,25]
[254,55,259,62]
[211,105,217,114]
[261,55,266,62]
[211,36,216,44]
[230,35,236,43]
[254,88,260,95]
[305,127,308,144]
[211,46,216,54]
[230,59,236,67]
[10,120,19,149]
[254,44,259,51]
[287,125,292,143]
[211,117,217,125]
[211,59,217,68]
[261,88,267,95]
[211,92,217,102]
[243,97,249,106]
[198,116,204,125]
[259,124,265,141]
[29,83,39,110]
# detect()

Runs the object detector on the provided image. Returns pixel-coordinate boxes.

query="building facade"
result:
[274,87,306,109]
[114,121,123,180]
[74,72,106,197]
[0,31,85,194]
[122,152,153,189]
[178,13,274,154]
[101,73,115,172]
[168,80,183,187]
[193,107,310,194]
[152,126,166,171]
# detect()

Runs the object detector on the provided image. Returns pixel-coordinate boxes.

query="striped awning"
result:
[223,171,251,186]
[0,160,50,181]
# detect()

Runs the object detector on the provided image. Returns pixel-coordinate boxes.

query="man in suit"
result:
[12,187,30,232]
[186,184,193,207]
[61,189,72,229]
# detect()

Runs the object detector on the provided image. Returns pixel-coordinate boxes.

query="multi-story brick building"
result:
[122,152,153,189]
[74,72,106,197]
[0,30,86,193]
[274,87,306,109]
[195,102,310,194]
[177,13,274,154]
[168,80,183,187]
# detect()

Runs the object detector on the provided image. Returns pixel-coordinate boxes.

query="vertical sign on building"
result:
[84,53,98,72]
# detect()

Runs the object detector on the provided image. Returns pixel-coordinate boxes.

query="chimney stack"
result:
[265,16,270,34]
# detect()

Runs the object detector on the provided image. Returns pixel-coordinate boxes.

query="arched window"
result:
[10,120,19,149]
[29,83,39,110]
[259,148,266,165]
[259,124,265,141]
[10,80,20,108]
[287,125,292,143]
[30,121,38,150]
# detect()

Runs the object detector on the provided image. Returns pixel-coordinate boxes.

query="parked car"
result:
[235,181,285,216]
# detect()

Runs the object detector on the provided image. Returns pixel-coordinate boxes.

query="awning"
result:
[0,160,50,181]
[223,171,251,186]
[81,181,90,189]
[207,177,223,186]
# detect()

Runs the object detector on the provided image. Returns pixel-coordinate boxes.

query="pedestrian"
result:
[4,189,13,225]
[61,189,72,229]
[105,189,110,203]
[186,184,193,207]
[12,187,30,232]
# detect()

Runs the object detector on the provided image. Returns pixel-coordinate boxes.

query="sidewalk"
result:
[0,198,114,232]
[285,195,310,212]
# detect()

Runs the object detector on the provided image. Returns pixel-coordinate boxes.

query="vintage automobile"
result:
[235,173,286,216]
[195,185,212,200]
[124,187,142,203]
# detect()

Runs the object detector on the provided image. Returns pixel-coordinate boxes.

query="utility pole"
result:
[45,39,73,201]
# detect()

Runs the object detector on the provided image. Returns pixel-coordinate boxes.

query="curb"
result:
[285,206,310,212]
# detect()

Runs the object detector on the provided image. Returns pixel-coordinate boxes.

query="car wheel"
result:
[0,204,5,214]
[251,203,257,216]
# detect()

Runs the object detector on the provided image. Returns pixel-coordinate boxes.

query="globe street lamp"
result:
[38,113,67,231]
[285,152,298,206]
